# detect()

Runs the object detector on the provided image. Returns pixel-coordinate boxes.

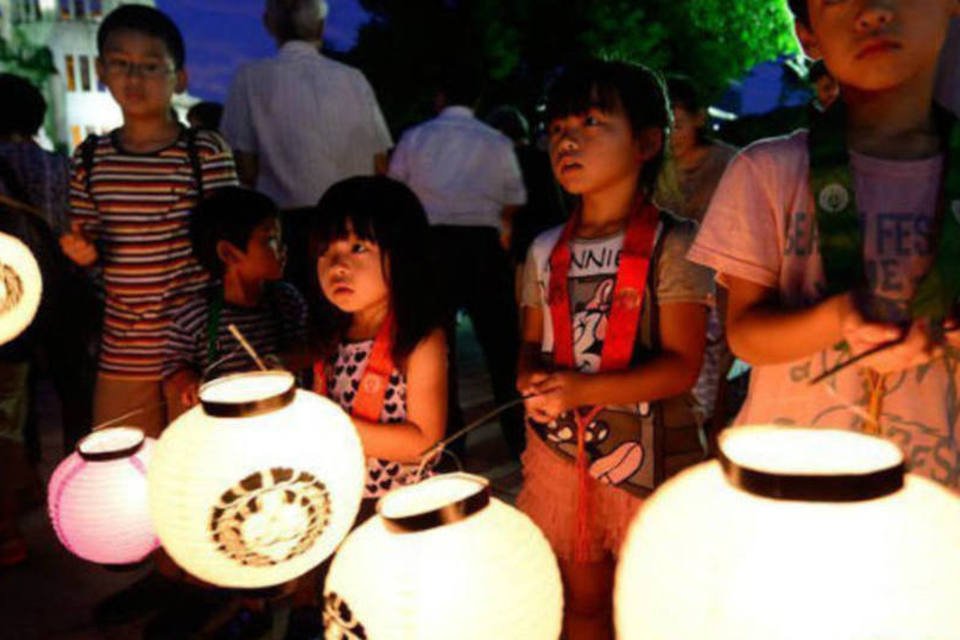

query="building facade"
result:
[1,0,195,151]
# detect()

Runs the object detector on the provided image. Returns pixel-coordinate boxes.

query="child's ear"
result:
[794,20,823,60]
[216,240,243,266]
[636,127,664,163]
[174,67,188,95]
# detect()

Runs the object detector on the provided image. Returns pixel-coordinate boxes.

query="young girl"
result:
[517,59,714,639]
[311,175,447,520]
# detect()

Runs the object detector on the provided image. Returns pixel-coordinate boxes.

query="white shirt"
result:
[388,106,526,229]
[221,41,393,209]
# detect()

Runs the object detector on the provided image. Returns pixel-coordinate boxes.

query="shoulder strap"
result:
[79,134,100,195]
[206,289,223,366]
[185,127,204,199]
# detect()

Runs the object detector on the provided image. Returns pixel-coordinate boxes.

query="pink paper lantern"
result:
[48,427,159,565]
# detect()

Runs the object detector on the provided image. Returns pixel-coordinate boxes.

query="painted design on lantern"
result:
[0,262,24,316]
[210,467,332,566]
[323,592,368,640]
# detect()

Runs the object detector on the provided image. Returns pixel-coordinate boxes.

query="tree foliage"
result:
[346,0,799,134]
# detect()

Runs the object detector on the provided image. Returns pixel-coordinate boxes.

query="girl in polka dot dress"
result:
[310,176,447,518]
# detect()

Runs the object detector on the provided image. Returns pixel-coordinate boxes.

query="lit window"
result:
[59,0,69,19]
[89,0,100,16]
[79,55,91,91]
[71,125,82,148]
[65,54,76,92]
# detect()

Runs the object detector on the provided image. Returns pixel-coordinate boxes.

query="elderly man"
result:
[222,0,392,294]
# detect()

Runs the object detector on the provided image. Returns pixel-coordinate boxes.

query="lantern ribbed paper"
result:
[48,427,158,565]
[0,231,42,346]
[324,472,563,640]
[148,371,364,589]
[615,426,960,640]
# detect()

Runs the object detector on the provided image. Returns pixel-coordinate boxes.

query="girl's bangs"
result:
[544,74,623,123]
[313,208,379,254]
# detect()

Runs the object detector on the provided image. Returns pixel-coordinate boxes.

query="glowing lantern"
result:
[324,472,563,639]
[148,370,364,589]
[0,231,41,346]
[48,427,158,565]
[615,425,960,640]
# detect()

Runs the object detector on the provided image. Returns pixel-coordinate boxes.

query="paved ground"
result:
[0,318,521,639]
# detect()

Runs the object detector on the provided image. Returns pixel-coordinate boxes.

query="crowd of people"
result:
[1,0,959,638]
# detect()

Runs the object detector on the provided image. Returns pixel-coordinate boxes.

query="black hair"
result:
[543,58,671,195]
[438,64,484,108]
[486,105,530,144]
[97,5,186,70]
[187,101,224,131]
[808,59,831,83]
[0,74,46,138]
[310,176,441,364]
[787,0,809,28]
[665,74,710,145]
[190,187,280,278]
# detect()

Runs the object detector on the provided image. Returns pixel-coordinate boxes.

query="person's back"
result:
[389,107,524,227]
[221,0,392,209]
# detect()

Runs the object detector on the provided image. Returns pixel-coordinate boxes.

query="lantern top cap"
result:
[78,426,145,461]
[199,370,296,418]
[718,426,905,502]
[379,472,491,533]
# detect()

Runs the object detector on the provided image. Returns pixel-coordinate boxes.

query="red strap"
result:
[548,198,658,372]
[312,312,397,422]
[546,197,659,562]
[350,313,396,422]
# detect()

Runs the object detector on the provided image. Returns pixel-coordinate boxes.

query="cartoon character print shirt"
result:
[326,339,426,497]
[521,214,714,497]
[689,131,960,489]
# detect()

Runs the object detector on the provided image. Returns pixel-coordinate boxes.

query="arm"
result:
[59,148,99,267]
[725,275,935,373]
[517,304,550,392]
[525,302,709,422]
[351,327,448,463]
[500,204,521,251]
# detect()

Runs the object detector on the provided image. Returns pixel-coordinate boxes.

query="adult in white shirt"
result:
[389,69,527,460]
[221,0,392,294]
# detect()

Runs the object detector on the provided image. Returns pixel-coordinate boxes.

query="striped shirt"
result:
[69,128,238,379]
[162,282,308,380]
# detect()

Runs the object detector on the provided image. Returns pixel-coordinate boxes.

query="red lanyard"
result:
[313,312,397,422]
[547,197,659,371]
[546,197,659,561]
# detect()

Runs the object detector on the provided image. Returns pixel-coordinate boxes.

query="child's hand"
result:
[843,304,937,373]
[524,371,587,423]
[167,369,201,410]
[517,369,551,395]
[59,221,98,267]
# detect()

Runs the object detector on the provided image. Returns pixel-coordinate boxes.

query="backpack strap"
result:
[185,127,204,199]
[79,133,100,195]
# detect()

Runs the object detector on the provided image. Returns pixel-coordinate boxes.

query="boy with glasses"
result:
[59,5,238,437]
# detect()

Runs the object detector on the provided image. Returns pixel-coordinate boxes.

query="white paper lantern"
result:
[324,472,563,640]
[148,370,364,589]
[0,231,42,346]
[48,427,158,565]
[615,425,960,640]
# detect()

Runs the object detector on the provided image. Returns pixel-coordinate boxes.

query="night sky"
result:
[157,0,369,102]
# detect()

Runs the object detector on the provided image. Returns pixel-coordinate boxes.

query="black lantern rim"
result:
[718,429,905,502]
[379,473,491,533]
[200,370,296,418]
[78,427,145,462]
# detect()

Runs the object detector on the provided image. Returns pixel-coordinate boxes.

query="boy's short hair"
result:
[98,5,186,70]
[787,0,809,27]
[190,187,280,277]
[187,101,224,131]
[0,74,46,138]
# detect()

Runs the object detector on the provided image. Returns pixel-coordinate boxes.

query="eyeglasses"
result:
[102,58,175,78]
